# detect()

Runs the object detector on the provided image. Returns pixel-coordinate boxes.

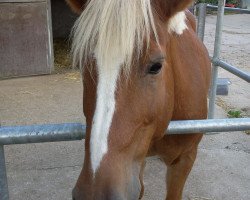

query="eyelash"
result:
[148,62,162,75]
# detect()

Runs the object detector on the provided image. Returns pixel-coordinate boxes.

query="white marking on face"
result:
[168,11,187,35]
[90,55,122,174]
[72,0,160,175]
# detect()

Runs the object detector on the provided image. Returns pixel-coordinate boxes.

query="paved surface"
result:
[0,14,249,200]
[204,14,250,116]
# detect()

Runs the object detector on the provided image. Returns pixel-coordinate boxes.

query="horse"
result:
[66,0,211,199]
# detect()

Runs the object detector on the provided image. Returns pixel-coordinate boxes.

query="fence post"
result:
[208,0,226,118]
[197,3,207,42]
[0,145,9,200]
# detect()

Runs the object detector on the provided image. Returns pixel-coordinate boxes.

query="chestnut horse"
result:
[66,0,211,199]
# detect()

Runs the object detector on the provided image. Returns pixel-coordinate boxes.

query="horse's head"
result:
[69,0,193,199]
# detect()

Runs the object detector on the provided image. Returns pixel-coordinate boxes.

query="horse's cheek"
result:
[153,75,174,137]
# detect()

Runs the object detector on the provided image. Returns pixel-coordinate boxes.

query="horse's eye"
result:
[148,62,162,75]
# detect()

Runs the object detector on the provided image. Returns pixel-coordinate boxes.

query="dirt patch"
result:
[64,71,81,82]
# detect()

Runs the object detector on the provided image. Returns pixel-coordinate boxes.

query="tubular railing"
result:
[1,119,250,199]
[196,1,250,118]
[0,1,250,199]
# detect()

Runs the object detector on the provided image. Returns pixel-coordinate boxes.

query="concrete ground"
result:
[0,14,249,200]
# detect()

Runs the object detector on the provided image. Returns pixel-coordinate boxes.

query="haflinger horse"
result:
[66,0,211,199]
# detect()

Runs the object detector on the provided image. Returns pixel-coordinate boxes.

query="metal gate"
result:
[0,0,250,199]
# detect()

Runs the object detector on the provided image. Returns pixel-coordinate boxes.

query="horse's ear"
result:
[154,0,193,19]
[65,0,87,14]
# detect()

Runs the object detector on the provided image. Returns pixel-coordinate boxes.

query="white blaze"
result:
[168,11,187,35]
[90,56,122,174]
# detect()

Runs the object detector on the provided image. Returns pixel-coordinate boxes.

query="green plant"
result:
[227,110,242,118]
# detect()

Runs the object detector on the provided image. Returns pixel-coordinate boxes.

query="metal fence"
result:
[196,1,250,119]
[0,0,250,199]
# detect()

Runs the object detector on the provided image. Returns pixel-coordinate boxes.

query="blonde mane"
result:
[71,0,159,73]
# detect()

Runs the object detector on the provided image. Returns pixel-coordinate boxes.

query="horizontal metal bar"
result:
[1,118,250,145]
[0,123,85,145]
[213,58,250,82]
[167,118,250,134]
[206,4,250,14]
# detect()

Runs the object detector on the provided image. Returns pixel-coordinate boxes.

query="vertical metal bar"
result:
[197,3,207,42]
[208,0,226,119]
[0,145,9,200]
[189,2,195,14]
[46,0,54,73]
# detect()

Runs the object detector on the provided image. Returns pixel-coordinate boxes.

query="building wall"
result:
[0,0,54,78]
